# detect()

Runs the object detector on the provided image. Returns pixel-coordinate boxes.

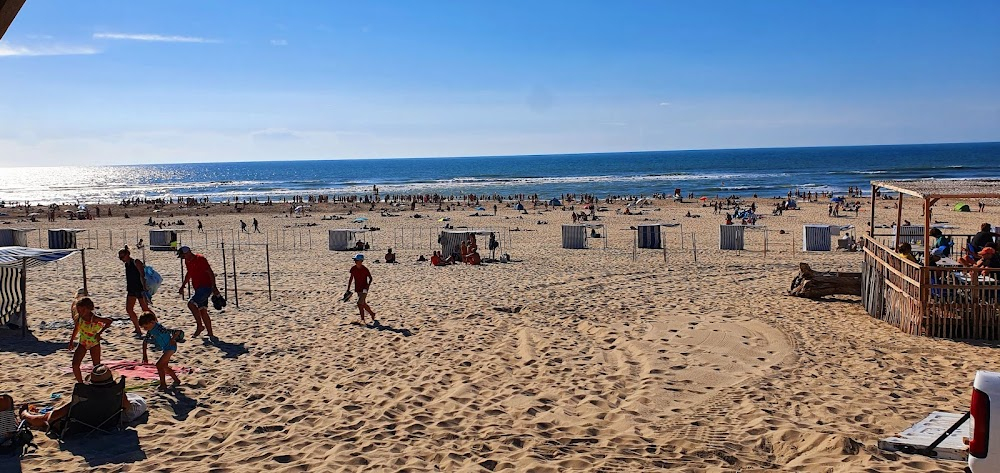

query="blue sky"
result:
[0,1,998,166]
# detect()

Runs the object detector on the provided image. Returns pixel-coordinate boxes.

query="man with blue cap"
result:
[346,253,376,326]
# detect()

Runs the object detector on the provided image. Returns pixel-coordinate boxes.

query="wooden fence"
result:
[861,234,1000,340]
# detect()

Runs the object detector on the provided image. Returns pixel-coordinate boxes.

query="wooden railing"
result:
[861,234,1000,340]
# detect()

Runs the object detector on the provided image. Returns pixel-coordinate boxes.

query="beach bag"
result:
[144,264,163,296]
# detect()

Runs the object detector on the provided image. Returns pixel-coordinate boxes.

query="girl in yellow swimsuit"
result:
[69,297,112,384]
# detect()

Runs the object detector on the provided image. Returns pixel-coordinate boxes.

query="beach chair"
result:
[1,394,34,456]
[56,377,126,439]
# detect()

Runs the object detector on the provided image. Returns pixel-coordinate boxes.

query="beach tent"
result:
[954,203,971,212]
[562,224,587,249]
[719,225,745,250]
[561,224,606,250]
[637,224,662,249]
[328,229,369,251]
[893,225,926,246]
[786,199,798,210]
[0,229,34,247]
[1,246,86,336]
[803,225,833,251]
[549,198,562,207]
[513,203,525,211]
[48,228,85,249]
[149,229,189,251]
[439,229,499,257]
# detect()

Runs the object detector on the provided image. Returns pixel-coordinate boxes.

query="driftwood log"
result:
[789,263,862,299]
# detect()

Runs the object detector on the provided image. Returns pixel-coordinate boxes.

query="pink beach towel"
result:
[64,360,195,380]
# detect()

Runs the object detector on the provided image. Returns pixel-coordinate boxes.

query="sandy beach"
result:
[2,195,995,472]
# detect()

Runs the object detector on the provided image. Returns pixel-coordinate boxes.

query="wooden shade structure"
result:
[862,179,1000,339]
[0,0,25,41]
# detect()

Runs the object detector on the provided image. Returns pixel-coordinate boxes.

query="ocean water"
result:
[1,142,998,204]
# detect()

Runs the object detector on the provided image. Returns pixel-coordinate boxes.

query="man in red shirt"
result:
[177,246,220,338]
[346,254,376,326]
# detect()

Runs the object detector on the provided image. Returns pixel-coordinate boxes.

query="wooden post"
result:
[265,243,272,301]
[20,258,27,337]
[692,232,698,263]
[232,244,239,308]
[870,185,877,236]
[220,241,228,299]
[180,253,187,298]
[894,193,904,250]
[80,248,88,295]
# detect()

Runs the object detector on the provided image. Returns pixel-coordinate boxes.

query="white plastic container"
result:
[969,370,1000,472]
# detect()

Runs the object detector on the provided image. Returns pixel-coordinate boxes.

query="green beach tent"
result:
[954,203,971,212]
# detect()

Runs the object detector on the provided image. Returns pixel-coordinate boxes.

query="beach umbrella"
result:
[353,217,368,223]
[699,196,708,201]
[830,197,844,203]
[476,206,486,211]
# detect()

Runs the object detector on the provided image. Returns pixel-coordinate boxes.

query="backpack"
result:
[144,264,163,296]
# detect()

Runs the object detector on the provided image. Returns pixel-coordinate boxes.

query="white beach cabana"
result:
[0,228,35,247]
[149,229,189,251]
[328,229,369,251]
[48,228,86,249]
[1,246,87,336]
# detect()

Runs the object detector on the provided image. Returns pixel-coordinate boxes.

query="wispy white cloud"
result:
[93,33,221,43]
[270,39,288,46]
[659,102,672,107]
[0,43,99,57]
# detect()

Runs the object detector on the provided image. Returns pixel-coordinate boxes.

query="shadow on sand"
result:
[59,429,146,467]
[202,337,249,359]
[0,453,22,473]
[0,330,64,355]
[351,320,413,337]
[163,387,198,421]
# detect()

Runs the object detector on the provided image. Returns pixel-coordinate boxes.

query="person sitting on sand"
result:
[19,364,146,432]
[384,248,396,263]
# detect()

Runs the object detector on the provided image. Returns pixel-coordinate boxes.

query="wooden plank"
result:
[862,246,922,287]
[875,181,926,198]
[0,0,25,40]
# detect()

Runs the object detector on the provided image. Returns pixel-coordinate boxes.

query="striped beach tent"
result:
[0,246,84,336]
[893,225,926,246]
[719,225,745,250]
[48,228,85,249]
[0,228,34,247]
[803,225,833,251]
[562,224,587,249]
[637,224,662,249]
